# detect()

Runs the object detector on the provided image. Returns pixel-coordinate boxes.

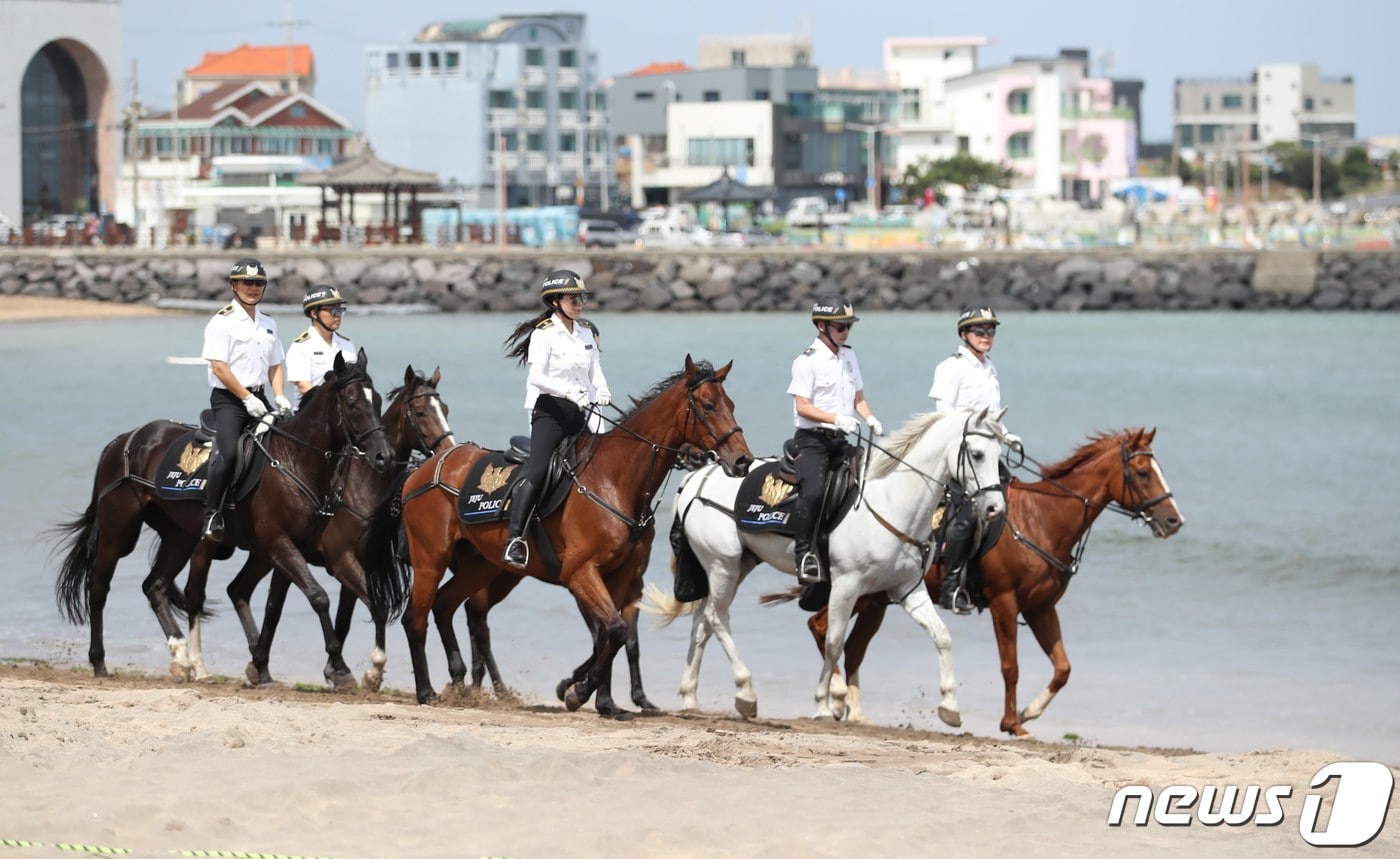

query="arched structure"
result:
[0,2,121,225]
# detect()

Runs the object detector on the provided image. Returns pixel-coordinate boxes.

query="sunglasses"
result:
[827,322,852,333]
[561,294,589,305]
[320,306,347,317]
[237,280,268,288]
[965,326,997,337]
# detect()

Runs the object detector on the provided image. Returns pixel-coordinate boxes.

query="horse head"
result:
[679,354,752,477]
[953,406,1006,523]
[384,365,454,461]
[1114,427,1183,538]
[315,349,394,473]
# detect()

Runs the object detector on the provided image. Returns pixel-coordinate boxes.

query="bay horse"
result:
[645,407,1009,725]
[778,428,1183,738]
[178,366,455,689]
[394,355,753,712]
[53,350,394,682]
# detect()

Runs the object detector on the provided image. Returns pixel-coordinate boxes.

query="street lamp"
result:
[843,121,892,212]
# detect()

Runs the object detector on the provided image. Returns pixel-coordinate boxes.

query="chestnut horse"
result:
[179,366,455,689]
[394,355,753,711]
[778,428,1183,737]
[53,350,394,681]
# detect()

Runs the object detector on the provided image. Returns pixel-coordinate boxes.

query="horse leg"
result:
[677,598,713,711]
[559,609,626,719]
[177,538,220,682]
[560,563,625,713]
[226,556,279,686]
[896,585,962,728]
[700,565,758,718]
[834,598,889,723]
[622,601,660,713]
[813,581,861,720]
[465,572,521,692]
[138,535,194,681]
[433,572,475,692]
[1018,605,1071,732]
[265,543,354,690]
[82,506,146,678]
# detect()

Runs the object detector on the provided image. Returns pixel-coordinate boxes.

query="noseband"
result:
[684,374,743,458]
[1119,444,1174,524]
[403,387,453,455]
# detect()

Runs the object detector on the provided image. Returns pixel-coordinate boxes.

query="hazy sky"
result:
[121,0,1398,143]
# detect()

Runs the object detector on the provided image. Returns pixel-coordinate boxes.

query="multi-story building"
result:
[1173,63,1355,155]
[943,49,1136,203]
[365,14,607,209]
[1,0,122,225]
[883,36,988,172]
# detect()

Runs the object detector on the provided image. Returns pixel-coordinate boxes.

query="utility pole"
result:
[270,0,308,94]
[122,59,142,242]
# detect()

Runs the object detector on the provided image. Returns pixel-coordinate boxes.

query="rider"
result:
[200,258,292,539]
[787,293,884,584]
[500,269,612,568]
[928,304,1020,614]
[286,283,357,402]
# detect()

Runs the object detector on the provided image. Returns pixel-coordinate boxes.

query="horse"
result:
[178,366,455,690]
[393,355,754,713]
[53,350,394,682]
[775,428,1184,738]
[644,407,1009,725]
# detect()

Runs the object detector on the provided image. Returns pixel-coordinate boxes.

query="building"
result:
[0,0,122,225]
[883,36,989,172]
[365,14,607,209]
[1173,63,1356,156]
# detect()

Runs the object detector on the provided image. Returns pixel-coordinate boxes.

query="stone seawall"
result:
[2,248,1398,313]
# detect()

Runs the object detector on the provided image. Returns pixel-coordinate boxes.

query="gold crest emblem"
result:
[478,463,515,494]
[760,474,794,507]
[179,442,211,474]
[931,503,946,532]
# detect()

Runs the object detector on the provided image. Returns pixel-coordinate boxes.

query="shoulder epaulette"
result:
[216,303,236,315]
[535,317,555,330]
[579,318,600,339]
[802,346,816,356]
[293,330,311,343]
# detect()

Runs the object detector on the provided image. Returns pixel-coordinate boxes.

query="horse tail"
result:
[51,503,99,625]
[757,585,802,607]
[368,471,413,621]
[639,581,696,628]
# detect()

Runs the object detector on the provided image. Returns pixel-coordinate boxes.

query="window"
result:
[407,52,422,72]
[901,87,921,121]
[526,132,544,152]
[957,135,970,154]
[731,49,746,66]
[316,138,335,156]
[636,91,655,101]
[1222,94,1243,109]
[525,90,545,109]
[525,48,544,67]
[386,53,400,70]
[1202,94,1211,111]
[289,104,306,119]
[559,49,576,68]
[490,131,518,151]
[754,89,769,101]
[703,90,720,102]
[445,52,459,70]
[1179,125,1194,147]
[489,91,515,109]
[1080,133,1107,164]
[1007,89,1031,115]
[1200,125,1215,144]
[1304,96,1315,111]
[687,137,755,167]
[560,132,577,152]
[559,90,579,111]
[1007,132,1033,159]
[429,53,440,73]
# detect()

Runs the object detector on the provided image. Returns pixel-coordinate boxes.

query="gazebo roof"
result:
[679,166,774,203]
[299,145,439,190]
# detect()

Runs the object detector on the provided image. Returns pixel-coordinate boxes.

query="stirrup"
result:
[796,551,823,585]
[503,536,529,569]
[202,510,224,539]
[944,586,973,616]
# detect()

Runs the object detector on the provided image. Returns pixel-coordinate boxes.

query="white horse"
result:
[646,406,1008,725]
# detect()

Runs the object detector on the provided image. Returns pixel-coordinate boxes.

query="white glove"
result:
[565,386,591,409]
[866,414,885,437]
[242,394,269,419]
[595,384,612,407]
[833,414,860,435]
[274,394,293,416]
[1004,432,1023,452]
[253,413,275,437]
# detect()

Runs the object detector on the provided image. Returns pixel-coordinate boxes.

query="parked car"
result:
[636,221,715,248]
[718,226,779,247]
[578,219,637,248]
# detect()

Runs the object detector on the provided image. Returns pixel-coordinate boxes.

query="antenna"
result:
[269,0,308,93]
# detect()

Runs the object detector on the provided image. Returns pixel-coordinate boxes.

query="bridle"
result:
[400,385,454,458]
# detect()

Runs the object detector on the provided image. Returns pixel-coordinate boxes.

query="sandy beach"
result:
[0,663,1393,859]
[0,295,178,323]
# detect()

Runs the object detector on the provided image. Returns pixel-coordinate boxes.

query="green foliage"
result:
[1264,142,1341,199]
[1339,147,1378,193]
[897,153,1017,202]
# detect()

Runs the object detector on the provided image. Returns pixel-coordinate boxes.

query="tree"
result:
[1339,147,1377,193]
[1264,141,1341,199]
[898,154,1016,203]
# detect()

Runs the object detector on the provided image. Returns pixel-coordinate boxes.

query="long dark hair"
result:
[504,306,556,365]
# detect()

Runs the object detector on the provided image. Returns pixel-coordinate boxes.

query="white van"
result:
[785,196,851,227]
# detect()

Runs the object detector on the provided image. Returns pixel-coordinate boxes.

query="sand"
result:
[0,295,177,323]
[0,664,1394,859]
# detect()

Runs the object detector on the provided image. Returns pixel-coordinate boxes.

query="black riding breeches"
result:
[525,394,585,487]
[206,387,264,498]
[790,428,849,523]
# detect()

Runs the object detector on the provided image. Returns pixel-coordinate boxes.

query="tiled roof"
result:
[186,43,313,78]
[626,61,692,77]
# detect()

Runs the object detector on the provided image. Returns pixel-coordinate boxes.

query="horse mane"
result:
[1037,428,1144,480]
[615,361,716,422]
[384,370,426,403]
[868,411,948,479]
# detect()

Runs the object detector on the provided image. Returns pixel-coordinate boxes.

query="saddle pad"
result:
[155,431,212,500]
[735,461,799,534]
[457,451,524,524]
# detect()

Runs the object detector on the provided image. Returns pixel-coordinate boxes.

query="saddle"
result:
[734,442,863,536]
[153,409,271,502]
[455,433,577,525]
[930,478,1012,610]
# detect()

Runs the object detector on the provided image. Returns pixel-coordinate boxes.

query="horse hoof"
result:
[329,670,357,691]
[556,679,571,702]
[244,663,262,686]
[416,690,438,705]
[564,685,585,711]
[735,697,758,719]
[634,697,661,714]
[170,662,192,683]
[938,706,963,728]
[362,671,383,693]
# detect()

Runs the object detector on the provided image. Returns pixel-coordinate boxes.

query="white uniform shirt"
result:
[524,316,608,411]
[787,339,865,428]
[202,303,285,390]
[286,327,357,390]
[929,344,1000,412]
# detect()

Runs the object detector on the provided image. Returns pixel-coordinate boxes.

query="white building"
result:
[1173,63,1355,153]
[884,36,988,172]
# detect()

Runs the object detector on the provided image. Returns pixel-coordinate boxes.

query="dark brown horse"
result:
[180,366,455,689]
[53,350,394,681]
[394,356,753,712]
[775,428,1183,737]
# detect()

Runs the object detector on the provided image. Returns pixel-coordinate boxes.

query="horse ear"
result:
[357,347,368,371]
[684,354,696,375]
[430,366,442,386]
[975,406,989,423]
[993,406,1008,425]
[1144,427,1157,445]
[403,365,415,387]
[714,360,733,381]
[333,351,347,372]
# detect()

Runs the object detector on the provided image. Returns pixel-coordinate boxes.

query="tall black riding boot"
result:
[502,478,540,568]
[939,512,975,615]
[789,500,823,585]
[202,450,230,540]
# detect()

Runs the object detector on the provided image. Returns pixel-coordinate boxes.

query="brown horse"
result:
[394,355,753,711]
[777,428,1183,737]
[180,366,455,689]
[53,350,394,681]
